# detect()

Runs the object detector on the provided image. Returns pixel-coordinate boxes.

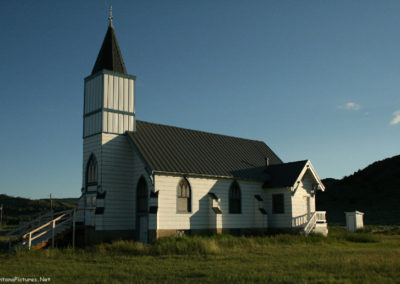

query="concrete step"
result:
[313,223,328,236]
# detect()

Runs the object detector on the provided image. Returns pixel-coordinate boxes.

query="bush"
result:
[87,233,331,257]
[94,240,145,255]
[150,235,219,255]
[357,225,400,235]
[3,227,389,257]
[337,232,379,243]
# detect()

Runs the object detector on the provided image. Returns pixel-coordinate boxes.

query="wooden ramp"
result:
[6,209,78,251]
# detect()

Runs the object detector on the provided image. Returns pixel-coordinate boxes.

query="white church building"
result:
[78,18,328,244]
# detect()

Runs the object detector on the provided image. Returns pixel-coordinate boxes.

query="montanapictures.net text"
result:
[0,277,51,282]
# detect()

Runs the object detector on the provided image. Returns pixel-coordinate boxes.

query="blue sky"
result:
[0,1,399,199]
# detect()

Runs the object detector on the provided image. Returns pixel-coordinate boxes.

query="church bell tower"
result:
[83,10,136,137]
[80,8,137,229]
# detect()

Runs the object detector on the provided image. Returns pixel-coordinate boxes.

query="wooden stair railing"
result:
[303,212,317,235]
[8,209,77,250]
[301,211,327,235]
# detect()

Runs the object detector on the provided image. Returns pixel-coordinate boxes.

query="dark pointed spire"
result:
[91,7,127,75]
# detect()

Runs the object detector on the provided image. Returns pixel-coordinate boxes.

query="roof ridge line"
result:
[135,120,266,144]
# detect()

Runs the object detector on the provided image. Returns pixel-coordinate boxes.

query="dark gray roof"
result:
[262,160,308,188]
[92,25,127,75]
[127,121,283,180]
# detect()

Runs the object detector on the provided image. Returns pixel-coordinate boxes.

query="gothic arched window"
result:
[229,181,241,214]
[177,178,191,213]
[137,176,148,213]
[86,155,98,186]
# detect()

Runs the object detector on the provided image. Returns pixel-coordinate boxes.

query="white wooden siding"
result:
[148,190,159,231]
[83,73,103,137]
[82,133,151,231]
[98,133,150,231]
[291,170,316,219]
[253,198,268,228]
[208,197,222,230]
[102,112,134,133]
[82,134,102,227]
[84,74,103,115]
[84,73,136,138]
[83,112,102,137]
[82,134,300,231]
[261,188,292,228]
[155,175,266,230]
[102,73,135,133]
[103,74,135,113]
[82,134,102,186]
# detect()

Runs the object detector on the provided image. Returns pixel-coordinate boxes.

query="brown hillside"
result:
[0,195,77,225]
[316,155,400,225]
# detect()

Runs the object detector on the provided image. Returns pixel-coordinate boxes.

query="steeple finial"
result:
[108,6,113,27]
[92,7,127,75]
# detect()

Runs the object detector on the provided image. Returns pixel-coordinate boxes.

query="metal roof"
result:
[92,25,127,75]
[263,160,309,188]
[127,120,283,180]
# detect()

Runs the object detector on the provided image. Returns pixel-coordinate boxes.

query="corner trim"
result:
[83,131,123,139]
[84,108,136,118]
[85,69,136,81]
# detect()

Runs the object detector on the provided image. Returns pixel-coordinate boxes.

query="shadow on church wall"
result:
[189,178,266,234]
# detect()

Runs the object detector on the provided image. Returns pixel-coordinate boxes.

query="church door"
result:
[136,177,148,243]
[138,216,148,243]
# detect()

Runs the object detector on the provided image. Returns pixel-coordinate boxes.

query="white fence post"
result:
[72,209,76,249]
[28,232,32,250]
[52,220,55,248]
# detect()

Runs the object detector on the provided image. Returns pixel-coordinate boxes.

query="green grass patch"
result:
[0,227,399,283]
[342,232,379,243]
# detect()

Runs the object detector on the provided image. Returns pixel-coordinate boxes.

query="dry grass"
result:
[0,226,399,283]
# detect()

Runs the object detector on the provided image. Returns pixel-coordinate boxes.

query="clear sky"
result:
[1,1,399,199]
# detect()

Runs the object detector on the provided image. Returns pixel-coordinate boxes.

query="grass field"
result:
[0,227,399,283]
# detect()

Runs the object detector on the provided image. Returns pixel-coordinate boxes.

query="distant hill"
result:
[2,155,399,226]
[0,195,78,225]
[316,155,400,225]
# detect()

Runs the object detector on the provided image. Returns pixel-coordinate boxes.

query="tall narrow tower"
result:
[81,11,137,231]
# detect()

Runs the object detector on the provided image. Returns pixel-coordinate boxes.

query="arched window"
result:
[229,181,241,214]
[177,178,191,213]
[137,177,148,213]
[86,154,98,186]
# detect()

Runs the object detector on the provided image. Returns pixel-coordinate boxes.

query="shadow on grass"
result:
[4,225,398,257]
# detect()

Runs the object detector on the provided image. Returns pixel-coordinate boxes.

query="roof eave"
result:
[152,170,264,182]
[262,184,293,190]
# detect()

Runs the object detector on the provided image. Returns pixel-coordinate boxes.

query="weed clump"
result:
[150,235,219,255]
[3,226,390,258]
[342,233,379,243]
[95,240,145,255]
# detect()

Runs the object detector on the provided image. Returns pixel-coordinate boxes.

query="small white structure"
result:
[77,16,328,244]
[345,211,364,232]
